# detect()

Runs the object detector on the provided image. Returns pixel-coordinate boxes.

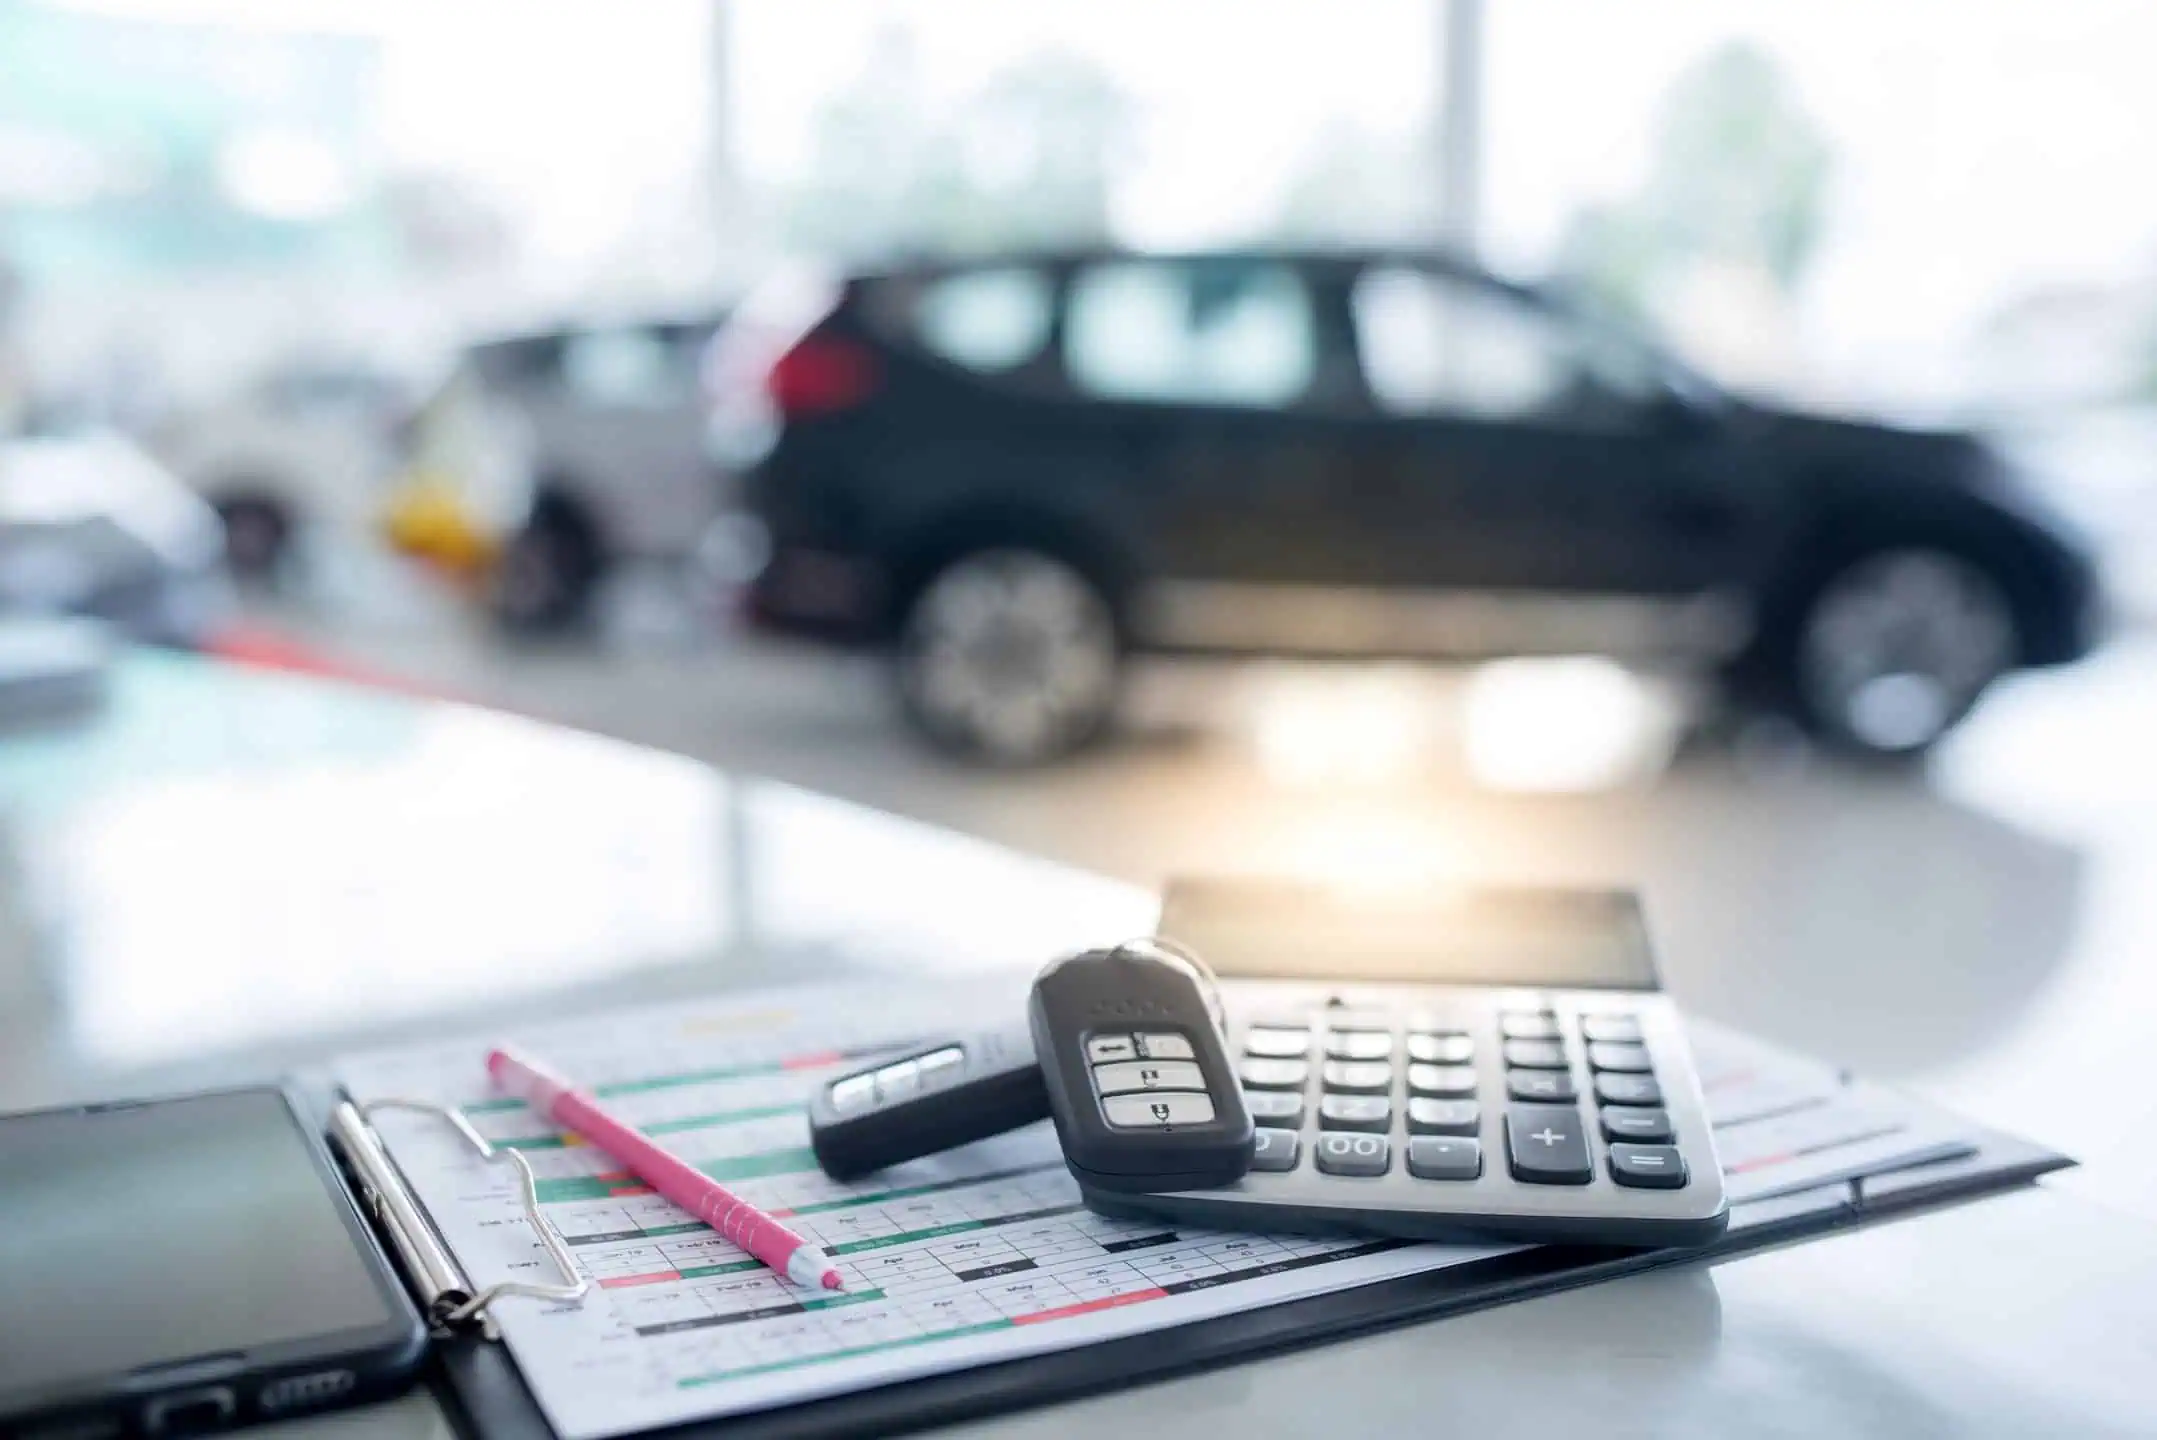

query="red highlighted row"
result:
[1010,1288,1170,1325]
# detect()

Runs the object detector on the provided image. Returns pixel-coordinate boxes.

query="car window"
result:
[560,327,689,409]
[915,267,1054,374]
[1065,259,1316,408]
[1353,266,1656,425]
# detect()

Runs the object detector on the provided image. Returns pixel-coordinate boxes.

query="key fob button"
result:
[827,1075,875,1114]
[1086,1034,1139,1063]
[1092,1060,1206,1095]
[915,1047,966,1083]
[1103,1091,1217,1129]
[1136,1032,1194,1060]
[873,1060,920,1100]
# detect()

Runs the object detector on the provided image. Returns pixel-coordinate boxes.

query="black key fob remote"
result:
[1029,940,1254,1194]
[807,1030,1049,1181]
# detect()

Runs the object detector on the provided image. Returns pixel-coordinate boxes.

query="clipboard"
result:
[314,1079,2068,1440]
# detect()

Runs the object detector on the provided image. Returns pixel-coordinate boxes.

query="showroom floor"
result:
[259,564,2157,1225]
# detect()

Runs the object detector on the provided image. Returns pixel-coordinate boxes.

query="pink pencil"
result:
[487,1044,843,1291]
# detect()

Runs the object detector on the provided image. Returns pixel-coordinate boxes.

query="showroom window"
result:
[1065,259,1316,408]
[561,327,691,409]
[914,266,1056,374]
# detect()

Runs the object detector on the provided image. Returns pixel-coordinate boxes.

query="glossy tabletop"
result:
[3,653,2154,1438]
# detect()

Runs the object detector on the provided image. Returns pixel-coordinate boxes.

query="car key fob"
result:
[1029,939,1254,1194]
[807,1029,1050,1181]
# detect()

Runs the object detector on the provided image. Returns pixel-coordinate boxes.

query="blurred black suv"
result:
[708,250,2102,763]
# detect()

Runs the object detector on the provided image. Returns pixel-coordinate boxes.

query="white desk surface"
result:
[4,655,2154,1437]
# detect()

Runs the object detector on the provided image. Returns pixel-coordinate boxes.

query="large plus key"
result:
[1505,1104,1592,1185]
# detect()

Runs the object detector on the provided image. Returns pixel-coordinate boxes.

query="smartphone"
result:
[0,1086,428,1437]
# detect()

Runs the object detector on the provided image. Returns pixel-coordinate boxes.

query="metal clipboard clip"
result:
[330,1097,592,1339]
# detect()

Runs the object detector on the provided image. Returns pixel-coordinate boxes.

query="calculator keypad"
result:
[1505,1105,1592,1185]
[1594,1073,1662,1107]
[1406,1136,1482,1181]
[1251,1128,1301,1171]
[1587,1042,1653,1073]
[1609,1143,1687,1188]
[1501,1039,1568,1070]
[1239,1058,1310,1089]
[1406,1098,1479,1135]
[1326,1030,1394,1060]
[1406,1033,1474,1064]
[1314,1132,1391,1177]
[1600,1107,1674,1143]
[1318,1095,1392,1132]
[1407,1064,1476,1097]
[1244,1091,1307,1127]
[1244,1028,1312,1058]
[1507,1071,1577,1104]
[1225,997,1703,1217]
[1320,1061,1393,1094]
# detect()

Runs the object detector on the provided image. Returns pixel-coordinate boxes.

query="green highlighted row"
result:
[825,1220,984,1257]
[493,1103,798,1152]
[783,1163,1066,1218]
[534,1146,819,1204]
[678,1321,1012,1388]
[464,1056,822,1116]
[675,1259,765,1280]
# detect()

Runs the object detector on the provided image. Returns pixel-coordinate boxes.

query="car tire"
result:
[491,505,599,635]
[895,548,1123,765]
[1776,546,2018,759]
[214,494,291,582]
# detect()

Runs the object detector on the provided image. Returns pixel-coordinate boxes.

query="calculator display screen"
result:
[1159,881,1659,990]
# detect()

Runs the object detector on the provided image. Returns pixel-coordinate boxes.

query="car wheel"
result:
[1788,547,2017,757]
[492,508,599,634]
[214,495,291,582]
[897,548,1122,764]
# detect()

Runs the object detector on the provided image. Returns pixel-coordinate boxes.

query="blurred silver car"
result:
[387,316,724,631]
[0,434,233,645]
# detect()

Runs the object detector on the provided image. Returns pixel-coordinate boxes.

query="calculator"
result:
[1074,880,1729,1248]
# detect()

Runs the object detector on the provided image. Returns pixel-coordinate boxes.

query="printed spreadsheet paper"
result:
[334,983,1969,1440]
